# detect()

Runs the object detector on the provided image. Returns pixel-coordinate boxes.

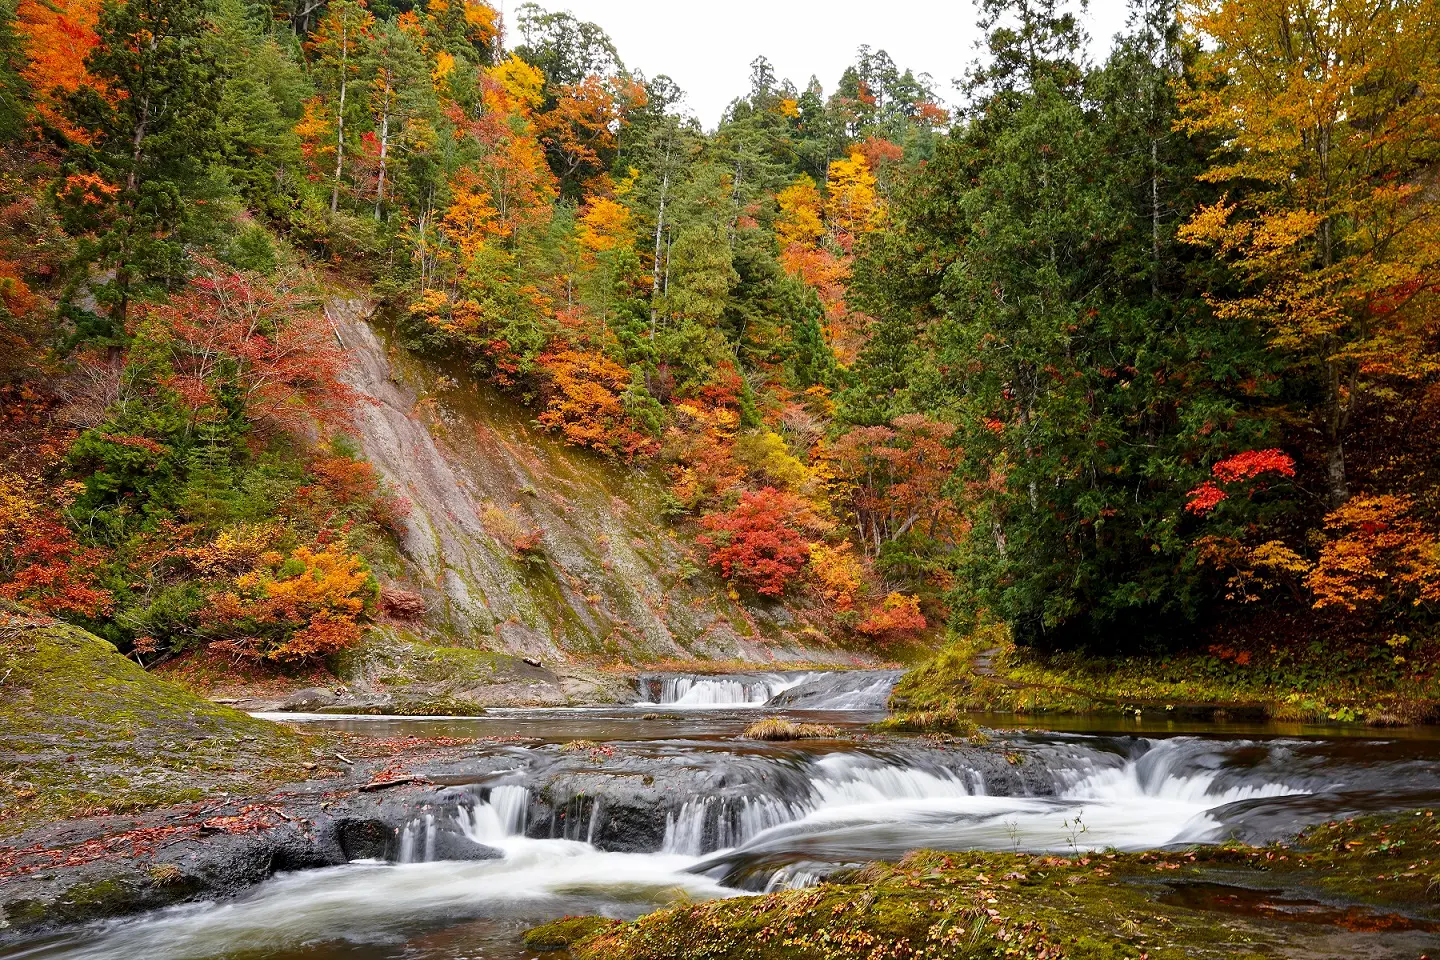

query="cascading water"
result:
[635,672,816,707]
[634,669,902,709]
[12,686,1440,960]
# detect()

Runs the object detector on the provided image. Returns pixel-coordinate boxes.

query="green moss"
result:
[0,617,329,837]
[871,708,982,739]
[894,621,1440,723]
[558,815,1440,960]
[523,916,622,951]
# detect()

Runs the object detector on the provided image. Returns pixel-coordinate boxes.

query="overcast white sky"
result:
[501,1,1133,129]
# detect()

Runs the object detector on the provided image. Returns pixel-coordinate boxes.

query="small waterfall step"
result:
[763,670,903,710]
[634,671,817,707]
[633,669,901,709]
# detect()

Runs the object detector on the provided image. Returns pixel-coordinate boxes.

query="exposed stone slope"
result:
[331,299,846,665]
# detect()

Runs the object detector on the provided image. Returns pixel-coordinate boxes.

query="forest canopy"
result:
[1,0,1438,666]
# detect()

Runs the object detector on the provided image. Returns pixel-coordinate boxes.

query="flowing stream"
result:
[8,671,1440,959]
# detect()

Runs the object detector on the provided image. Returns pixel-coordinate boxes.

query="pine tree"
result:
[64,0,222,331]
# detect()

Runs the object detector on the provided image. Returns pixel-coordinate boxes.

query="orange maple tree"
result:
[14,0,104,142]
[536,348,656,458]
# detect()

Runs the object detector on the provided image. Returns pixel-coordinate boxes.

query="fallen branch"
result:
[335,752,354,765]
[359,775,430,793]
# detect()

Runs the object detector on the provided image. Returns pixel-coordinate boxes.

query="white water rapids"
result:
[7,736,1323,960]
[634,672,817,707]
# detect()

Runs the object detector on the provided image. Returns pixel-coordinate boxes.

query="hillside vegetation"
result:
[0,0,1436,692]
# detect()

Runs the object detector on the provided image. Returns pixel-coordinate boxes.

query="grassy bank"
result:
[0,609,335,837]
[891,622,1440,725]
[536,810,1440,960]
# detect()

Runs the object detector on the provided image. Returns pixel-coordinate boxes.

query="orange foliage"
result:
[697,487,812,597]
[537,349,656,458]
[536,75,646,190]
[828,414,960,559]
[446,106,557,246]
[857,136,904,173]
[1306,495,1440,615]
[14,0,104,141]
[0,473,111,618]
[857,591,927,642]
[308,455,409,531]
[808,539,864,611]
[206,545,374,662]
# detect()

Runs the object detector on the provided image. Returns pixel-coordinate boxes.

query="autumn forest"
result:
[1,0,1440,691]
[8,0,1440,956]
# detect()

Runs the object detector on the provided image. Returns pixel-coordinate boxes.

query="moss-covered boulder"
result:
[0,614,325,836]
[557,814,1440,960]
[523,916,622,951]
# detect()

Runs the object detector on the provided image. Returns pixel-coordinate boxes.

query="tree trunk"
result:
[331,22,348,215]
[1326,438,1349,508]
[374,76,391,220]
[650,162,669,341]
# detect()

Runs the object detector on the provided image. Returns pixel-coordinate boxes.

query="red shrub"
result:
[697,487,811,597]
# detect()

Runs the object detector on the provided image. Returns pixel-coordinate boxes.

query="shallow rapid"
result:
[8,671,1440,960]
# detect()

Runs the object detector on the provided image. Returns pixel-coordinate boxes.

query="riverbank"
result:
[894,622,1440,726]
[0,613,339,839]
[541,810,1440,960]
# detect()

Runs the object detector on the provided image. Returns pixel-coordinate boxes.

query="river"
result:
[7,670,1440,959]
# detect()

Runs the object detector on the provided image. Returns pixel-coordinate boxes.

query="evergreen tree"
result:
[64,0,223,331]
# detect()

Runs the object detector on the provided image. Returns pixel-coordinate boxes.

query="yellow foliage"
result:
[808,540,863,611]
[488,54,545,114]
[775,176,825,250]
[1179,0,1440,444]
[577,196,633,255]
[733,430,811,492]
[1196,536,1310,604]
[432,50,455,91]
[825,152,885,238]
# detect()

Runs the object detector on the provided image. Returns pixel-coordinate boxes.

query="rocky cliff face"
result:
[330,300,841,665]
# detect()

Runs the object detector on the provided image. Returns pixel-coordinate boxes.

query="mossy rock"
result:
[871,708,981,739]
[0,615,326,836]
[523,916,622,951]
[565,826,1440,960]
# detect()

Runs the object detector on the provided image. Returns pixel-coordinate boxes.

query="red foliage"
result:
[1211,449,1296,484]
[858,136,904,172]
[1186,449,1295,516]
[0,475,111,618]
[828,414,960,559]
[697,487,811,597]
[1185,481,1227,516]
[146,262,359,435]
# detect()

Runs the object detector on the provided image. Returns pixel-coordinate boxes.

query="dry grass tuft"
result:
[742,717,840,741]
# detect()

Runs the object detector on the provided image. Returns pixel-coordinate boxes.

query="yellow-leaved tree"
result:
[1178,0,1440,506]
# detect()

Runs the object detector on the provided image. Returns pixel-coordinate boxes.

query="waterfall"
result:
[637,672,816,707]
[661,795,807,856]
[396,813,436,864]
[634,670,903,709]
